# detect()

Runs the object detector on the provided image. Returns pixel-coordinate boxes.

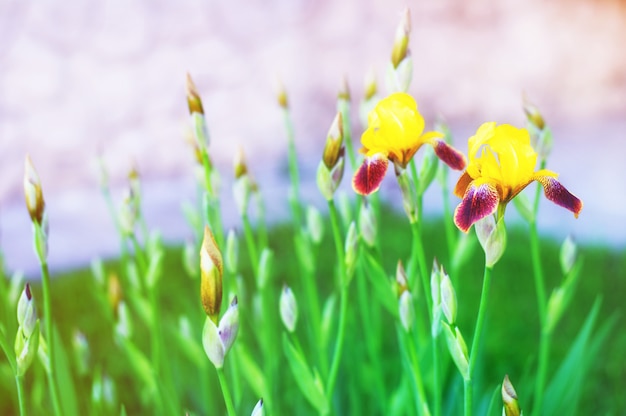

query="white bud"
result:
[399,290,414,332]
[280,285,298,333]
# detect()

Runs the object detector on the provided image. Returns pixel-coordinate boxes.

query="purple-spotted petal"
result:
[352,153,389,195]
[454,180,500,233]
[433,139,467,170]
[534,175,583,218]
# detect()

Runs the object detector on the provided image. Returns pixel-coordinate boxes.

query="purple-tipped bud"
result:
[17,283,37,338]
[251,398,264,416]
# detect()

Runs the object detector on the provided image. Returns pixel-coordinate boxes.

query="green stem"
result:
[326,288,348,400]
[242,214,259,278]
[16,374,26,416]
[440,172,456,262]
[216,368,236,416]
[325,200,349,400]
[465,265,494,416]
[130,234,148,278]
[283,107,302,227]
[338,99,356,171]
[410,222,431,317]
[301,241,326,372]
[35,225,62,416]
[406,331,432,416]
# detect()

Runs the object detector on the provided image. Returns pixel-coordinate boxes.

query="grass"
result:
[2,206,623,415]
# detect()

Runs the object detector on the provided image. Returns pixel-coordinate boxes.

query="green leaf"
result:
[236,345,267,400]
[364,252,397,317]
[321,294,336,351]
[52,325,79,416]
[543,297,608,415]
[282,333,328,414]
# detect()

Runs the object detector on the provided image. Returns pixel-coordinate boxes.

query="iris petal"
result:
[454,179,500,233]
[432,138,467,171]
[533,174,583,218]
[352,153,389,195]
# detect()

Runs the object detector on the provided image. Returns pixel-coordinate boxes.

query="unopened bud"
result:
[560,235,577,275]
[233,175,252,216]
[225,229,239,275]
[15,320,40,376]
[344,221,358,283]
[119,188,138,236]
[440,270,457,325]
[387,53,413,93]
[338,76,351,101]
[276,80,289,109]
[316,155,345,201]
[430,259,442,308]
[280,285,298,333]
[234,146,248,180]
[306,206,324,245]
[202,316,224,369]
[257,248,274,289]
[399,290,414,332]
[73,330,90,376]
[358,201,377,248]
[17,283,37,338]
[396,168,417,223]
[523,98,545,131]
[396,260,408,296]
[322,112,344,170]
[443,323,469,380]
[476,216,507,268]
[417,146,439,194]
[24,155,45,225]
[390,8,411,68]
[115,301,132,339]
[200,226,224,323]
[502,375,521,416]
[186,73,205,115]
[364,68,378,101]
[251,398,264,416]
[218,296,240,353]
[108,273,123,315]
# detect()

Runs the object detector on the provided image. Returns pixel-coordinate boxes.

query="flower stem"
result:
[242,214,259,278]
[16,374,26,416]
[283,107,302,227]
[35,224,62,416]
[216,368,236,416]
[406,331,432,416]
[325,200,349,400]
[464,265,494,416]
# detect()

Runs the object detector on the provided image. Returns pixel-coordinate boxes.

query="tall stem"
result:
[16,374,26,416]
[242,214,259,278]
[464,265,494,416]
[325,200,349,401]
[217,368,236,416]
[35,225,62,416]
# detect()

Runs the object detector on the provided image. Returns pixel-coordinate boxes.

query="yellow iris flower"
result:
[353,93,466,195]
[453,122,583,232]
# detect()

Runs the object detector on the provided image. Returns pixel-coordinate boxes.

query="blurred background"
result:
[1,0,625,274]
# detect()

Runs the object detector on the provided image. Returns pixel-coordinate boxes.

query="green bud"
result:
[560,235,577,275]
[72,330,90,376]
[443,323,469,380]
[17,283,37,338]
[322,112,344,169]
[399,290,414,333]
[430,259,442,309]
[344,222,359,283]
[225,229,239,275]
[475,216,507,268]
[390,8,411,69]
[502,374,521,416]
[15,320,40,376]
[257,248,274,289]
[417,146,439,194]
[440,270,457,325]
[306,206,324,245]
[251,399,264,416]
[219,297,240,353]
[280,285,298,333]
[396,168,417,223]
[358,201,377,248]
[233,175,252,217]
[316,156,345,201]
[23,155,46,225]
[202,315,224,369]
[396,260,408,296]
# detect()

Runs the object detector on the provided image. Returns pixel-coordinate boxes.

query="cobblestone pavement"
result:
[1,0,625,273]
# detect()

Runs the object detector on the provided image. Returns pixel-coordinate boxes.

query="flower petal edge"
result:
[352,154,389,195]
[534,175,583,218]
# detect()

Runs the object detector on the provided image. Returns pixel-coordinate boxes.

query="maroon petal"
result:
[433,139,467,171]
[454,180,499,233]
[535,176,583,218]
[352,154,389,195]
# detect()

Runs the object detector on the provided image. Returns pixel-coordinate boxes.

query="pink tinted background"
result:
[1,0,625,273]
